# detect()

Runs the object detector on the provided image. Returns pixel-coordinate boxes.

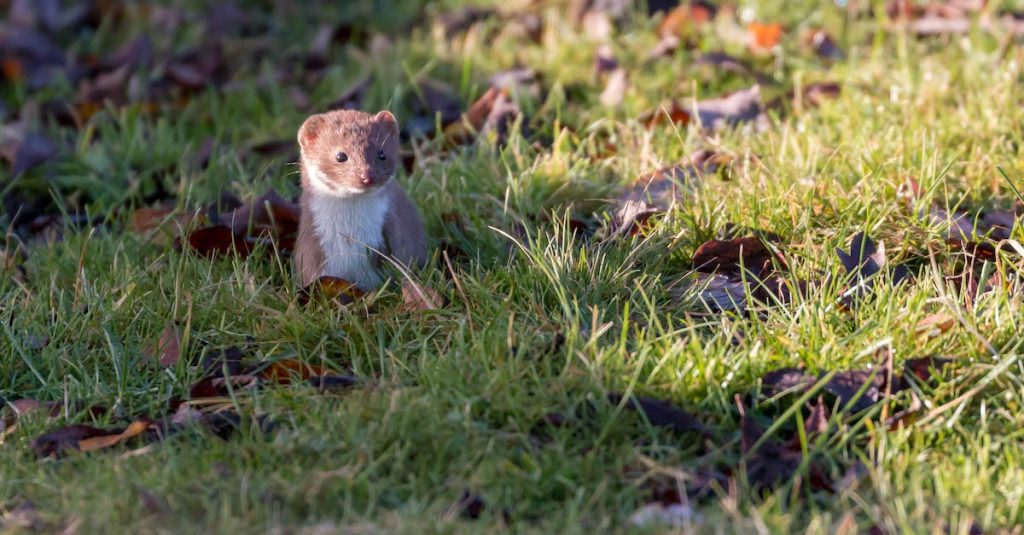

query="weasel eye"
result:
[377,149,386,161]
[335,152,348,163]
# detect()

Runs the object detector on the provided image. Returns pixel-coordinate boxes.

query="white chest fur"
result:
[308,189,391,290]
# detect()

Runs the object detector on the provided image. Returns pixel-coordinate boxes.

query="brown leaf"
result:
[99,35,154,72]
[130,206,203,242]
[400,282,445,312]
[609,393,707,434]
[442,87,503,146]
[658,2,716,38]
[142,322,182,368]
[452,490,487,520]
[258,359,332,385]
[188,374,259,399]
[761,368,813,395]
[691,236,781,277]
[903,356,953,383]
[180,225,254,258]
[77,419,152,453]
[804,396,829,435]
[747,22,783,52]
[735,395,807,491]
[797,82,841,109]
[222,189,301,248]
[915,312,955,338]
[299,276,367,305]
[31,424,117,459]
[824,370,885,413]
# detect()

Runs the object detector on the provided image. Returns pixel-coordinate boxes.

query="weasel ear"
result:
[298,115,327,150]
[375,110,399,136]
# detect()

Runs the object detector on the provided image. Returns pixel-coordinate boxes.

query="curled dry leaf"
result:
[299,276,367,305]
[442,87,502,146]
[32,420,151,459]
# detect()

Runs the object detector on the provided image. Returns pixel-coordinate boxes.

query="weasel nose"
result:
[359,171,375,187]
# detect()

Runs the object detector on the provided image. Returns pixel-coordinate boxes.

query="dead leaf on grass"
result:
[747,22,783,53]
[400,281,445,312]
[691,236,782,277]
[142,322,182,368]
[179,225,254,258]
[299,276,367,305]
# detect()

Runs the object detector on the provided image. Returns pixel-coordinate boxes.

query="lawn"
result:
[2,0,1024,533]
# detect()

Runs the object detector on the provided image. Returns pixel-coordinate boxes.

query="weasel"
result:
[294,109,428,290]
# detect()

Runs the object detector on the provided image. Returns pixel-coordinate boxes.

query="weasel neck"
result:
[306,183,391,290]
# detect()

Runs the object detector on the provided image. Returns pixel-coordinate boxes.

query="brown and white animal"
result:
[294,109,427,290]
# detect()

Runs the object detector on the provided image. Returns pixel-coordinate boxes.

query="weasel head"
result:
[298,109,400,198]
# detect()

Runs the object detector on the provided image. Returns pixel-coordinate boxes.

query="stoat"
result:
[294,109,427,290]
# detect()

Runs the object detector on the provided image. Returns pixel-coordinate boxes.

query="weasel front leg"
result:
[295,214,326,288]
[382,183,428,271]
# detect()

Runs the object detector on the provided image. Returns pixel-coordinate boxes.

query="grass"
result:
[3,0,1024,533]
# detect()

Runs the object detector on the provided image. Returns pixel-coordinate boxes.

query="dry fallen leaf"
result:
[258,359,332,385]
[180,225,255,258]
[299,276,367,305]
[142,322,182,368]
[747,22,783,52]
[915,312,955,338]
[400,281,444,312]
[691,236,782,277]
[658,2,716,38]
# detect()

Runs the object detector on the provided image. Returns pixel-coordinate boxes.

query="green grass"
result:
[3,0,1024,533]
